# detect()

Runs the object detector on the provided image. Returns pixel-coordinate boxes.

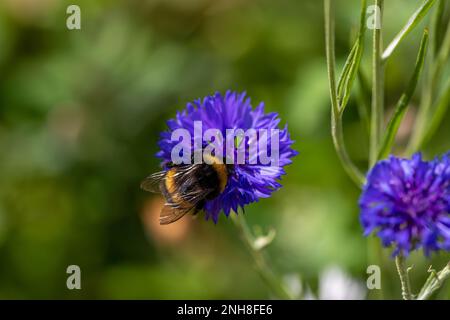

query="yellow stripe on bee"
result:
[165,168,190,206]
[165,168,178,194]
[203,154,228,193]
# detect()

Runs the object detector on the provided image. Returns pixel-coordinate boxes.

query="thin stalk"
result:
[408,13,450,152]
[377,30,429,160]
[395,255,413,300]
[370,0,384,167]
[324,0,340,117]
[417,262,450,300]
[231,213,295,300]
[356,70,372,135]
[337,0,367,113]
[420,79,450,146]
[367,236,385,299]
[331,113,365,187]
[430,0,445,58]
[324,0,365,187]
[367,0,386,300]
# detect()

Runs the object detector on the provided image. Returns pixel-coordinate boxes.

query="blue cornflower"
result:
[359,153,450,256]
[156,91,297,223]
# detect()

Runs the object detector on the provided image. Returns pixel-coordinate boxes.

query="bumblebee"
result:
[141,154,229,224]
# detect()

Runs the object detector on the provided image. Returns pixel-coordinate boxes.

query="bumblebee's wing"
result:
[141,165,195,193]
[180,187,214,203]
[159,204,194,225]
[140,171,166,193]
[159,186,216,225]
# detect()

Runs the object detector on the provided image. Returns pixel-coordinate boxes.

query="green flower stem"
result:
[408,13,450,152]
[377,29,428,160]
[417,262,450,300]
[324,0,365,188]
[367,1,386,299]
[324,0,339,117]
[331,113,365,188]
[356,70,372,135]
[231,213,295,300]
[420,79,450,147]
[430,0,446,58]
[370,0,384,168]
[395,255,413,300]
[367,236,385,299]
[337,0,367,113]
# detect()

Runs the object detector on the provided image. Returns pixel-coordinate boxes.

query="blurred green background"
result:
[0,0,449,299]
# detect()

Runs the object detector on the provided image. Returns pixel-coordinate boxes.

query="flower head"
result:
[156,91,297,222]
[359,153,450,256]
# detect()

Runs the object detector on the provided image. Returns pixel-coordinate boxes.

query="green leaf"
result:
[324,0,366,188]
[407,14,450,153]
[430,0,446,58]
[433,19,450,77]
[356,69,371,135]
[378,29,429,160]
[382,0,436,61]
[337,41,358,103]
[336,0,367,112]
[420,79,450,148]
[340,41,363,112]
